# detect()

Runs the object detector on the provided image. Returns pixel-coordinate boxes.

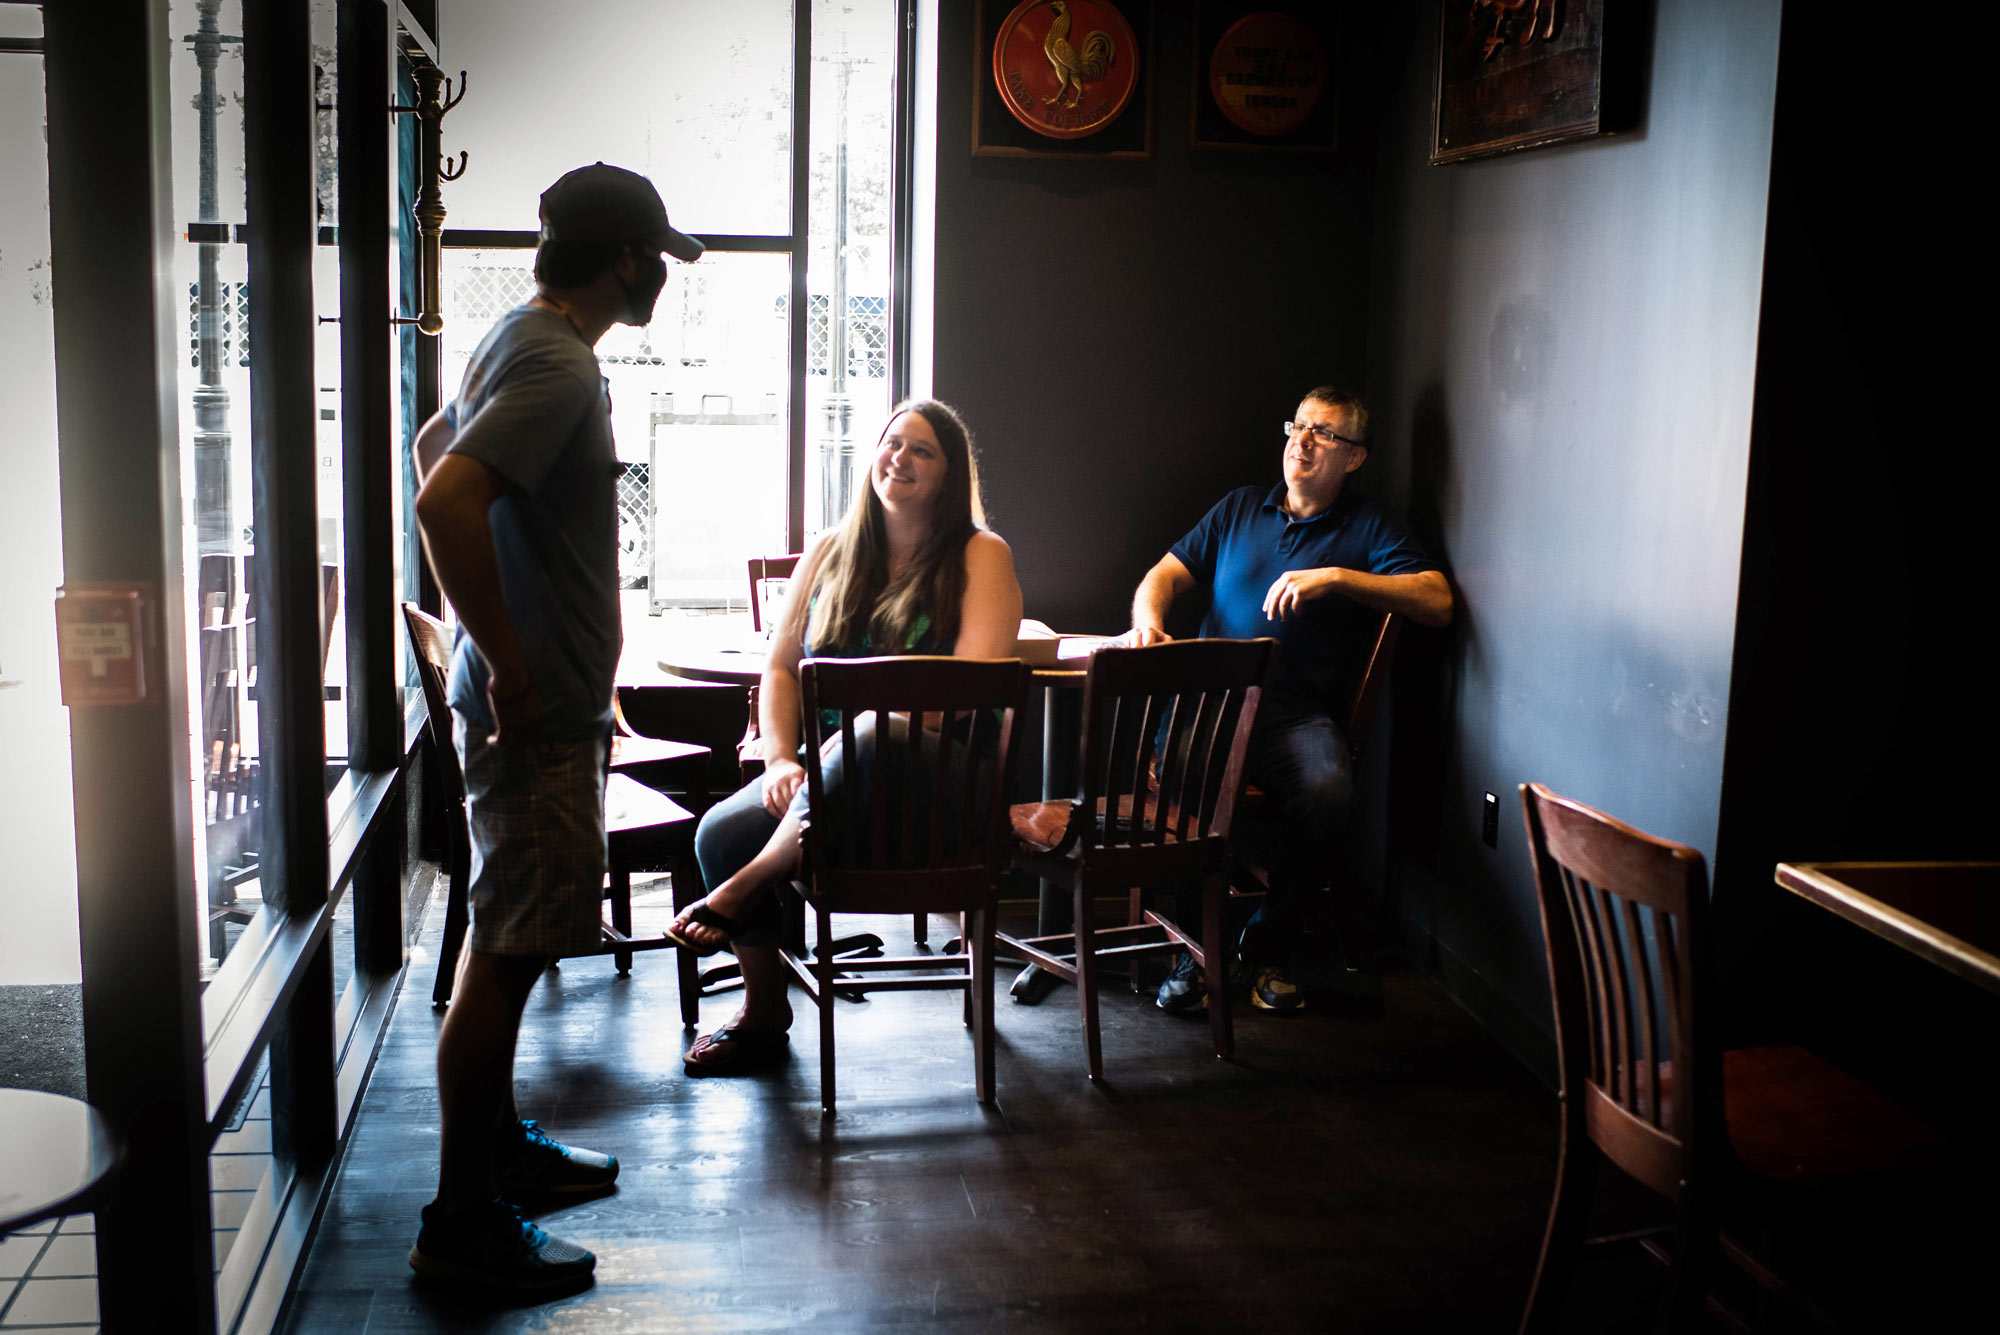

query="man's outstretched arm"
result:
[1129,553,1198,647]
[1263,566,1454,628]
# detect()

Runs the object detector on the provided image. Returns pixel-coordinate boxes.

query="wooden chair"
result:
[780,655,1030,1115]
[737,553,802,783]
[1517,782,1936,1333]
[1000,638,1274,1079]
[402,604,699,1003]
[735,552,928,955]
[1228,609,1401,903]
[610,692,710,809]
[609,690,717,1023]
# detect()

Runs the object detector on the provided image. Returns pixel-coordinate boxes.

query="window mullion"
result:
[786,0,813,552]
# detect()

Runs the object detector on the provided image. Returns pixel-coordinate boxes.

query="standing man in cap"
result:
[407,163,702,1293]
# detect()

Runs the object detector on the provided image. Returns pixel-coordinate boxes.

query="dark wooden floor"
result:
[280,890,1626,1334]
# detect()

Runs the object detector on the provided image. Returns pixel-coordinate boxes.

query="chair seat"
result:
[1639,1047,1935,1185]
[1719,1046,1935,1184]
[609,733,707,769]
[607,773,695,836]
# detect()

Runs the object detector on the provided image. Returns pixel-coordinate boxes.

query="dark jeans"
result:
[1232,705,1354,966]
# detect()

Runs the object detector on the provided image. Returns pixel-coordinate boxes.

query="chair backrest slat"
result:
[1153,692,1189,844]
[1520,782,1714,1200]
[1591,881,1636,1109]
[927,708,953,868]
[1621,896,1660,1125]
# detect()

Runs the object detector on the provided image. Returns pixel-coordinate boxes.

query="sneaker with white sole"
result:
[1249,963,1304,1012]
[1155,951,1208,1014]
[493,1119,618,1199]
[409,1198,596,1295]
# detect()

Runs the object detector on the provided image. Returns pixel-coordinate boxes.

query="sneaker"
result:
[1249,963,1304,1013]
[409,1198,596,1294]
[1009,962,1061,1006]
[493,1119,619,1199]
[1155,952,1207,1014]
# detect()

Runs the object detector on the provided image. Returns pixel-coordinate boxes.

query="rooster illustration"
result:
[1042,1,1115,109]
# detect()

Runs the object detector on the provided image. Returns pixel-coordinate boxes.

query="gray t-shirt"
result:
[443,305,621,741]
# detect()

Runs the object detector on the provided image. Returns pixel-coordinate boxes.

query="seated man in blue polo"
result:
[1126,385,1453,1012]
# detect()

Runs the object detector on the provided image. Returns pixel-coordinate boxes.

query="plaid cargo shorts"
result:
[453,711,609,957]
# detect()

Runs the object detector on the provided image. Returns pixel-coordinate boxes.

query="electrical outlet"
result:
[1481,792,1499,848]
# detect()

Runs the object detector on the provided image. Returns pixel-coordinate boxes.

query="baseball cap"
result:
[538,163,704,262]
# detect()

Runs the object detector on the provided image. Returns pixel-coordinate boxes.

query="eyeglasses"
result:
[1282,420,1361,449]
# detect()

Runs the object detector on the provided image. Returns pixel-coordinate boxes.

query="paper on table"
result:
[1013,624,1118,666]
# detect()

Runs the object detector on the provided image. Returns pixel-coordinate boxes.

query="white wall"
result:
[0,37,82,986]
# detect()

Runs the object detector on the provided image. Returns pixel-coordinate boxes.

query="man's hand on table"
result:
[1123,627,1173,648]
[762,756,807,816]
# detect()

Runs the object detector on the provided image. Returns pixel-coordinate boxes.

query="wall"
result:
[0,35,82,987]
[928,2,1378,635]
[1361,1,1784,1069]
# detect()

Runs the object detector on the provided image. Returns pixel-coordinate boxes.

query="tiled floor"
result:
[0,1214,97,1331]
[0,1073,275,1331]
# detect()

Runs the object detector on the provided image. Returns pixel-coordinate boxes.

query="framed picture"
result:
[974,0,1154,161]
[1432,0,1629,165]
[1190,4,1339,154]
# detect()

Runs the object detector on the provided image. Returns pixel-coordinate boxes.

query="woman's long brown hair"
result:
[795,399,988,654]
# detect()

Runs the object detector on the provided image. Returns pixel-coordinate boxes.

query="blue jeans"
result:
[1233,706,1354,965]
[693,717,995,949]
[692,777,788,948]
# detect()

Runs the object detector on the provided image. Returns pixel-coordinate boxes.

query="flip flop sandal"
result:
[663,903,742,957]
[682,1026,789,1075]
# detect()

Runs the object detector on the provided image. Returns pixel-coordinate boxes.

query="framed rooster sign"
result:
[975,0,1154,160]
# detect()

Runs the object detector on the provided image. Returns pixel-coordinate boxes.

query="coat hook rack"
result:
[402,53,469,335]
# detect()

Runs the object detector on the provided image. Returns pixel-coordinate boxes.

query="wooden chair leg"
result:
[1075,880,1103,1081]
[1518,1131,1600,1335]
[610,863,634,974]
[432,848,470,1006]
[913,911,928,946]
[675,861,700,1027]
[1202,872,1232,1059]
[818,904,838,1117]
[970,905,995,1104]
[1661,1191,1717,1335]
[1126,884,1147,993]
[961,911,973,1027]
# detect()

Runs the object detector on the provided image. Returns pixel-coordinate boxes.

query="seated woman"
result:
[669,399,1023,1071]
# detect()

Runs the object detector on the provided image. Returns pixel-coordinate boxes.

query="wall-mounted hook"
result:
[406,57,467,337]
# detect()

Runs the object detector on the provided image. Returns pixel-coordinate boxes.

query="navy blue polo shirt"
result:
[1170,485,1434,712]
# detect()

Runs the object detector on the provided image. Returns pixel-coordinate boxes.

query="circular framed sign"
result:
[1208,11,1326,138]
[991,0,1142,141]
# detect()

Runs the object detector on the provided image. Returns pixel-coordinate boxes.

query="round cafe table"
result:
[0,1089,121,1235]
[655,625,770,687]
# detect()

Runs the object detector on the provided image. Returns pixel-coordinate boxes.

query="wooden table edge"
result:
[1773,860,2000,996]
[655,656,763,687]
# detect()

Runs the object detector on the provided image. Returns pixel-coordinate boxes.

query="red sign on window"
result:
[55,583,153,707]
